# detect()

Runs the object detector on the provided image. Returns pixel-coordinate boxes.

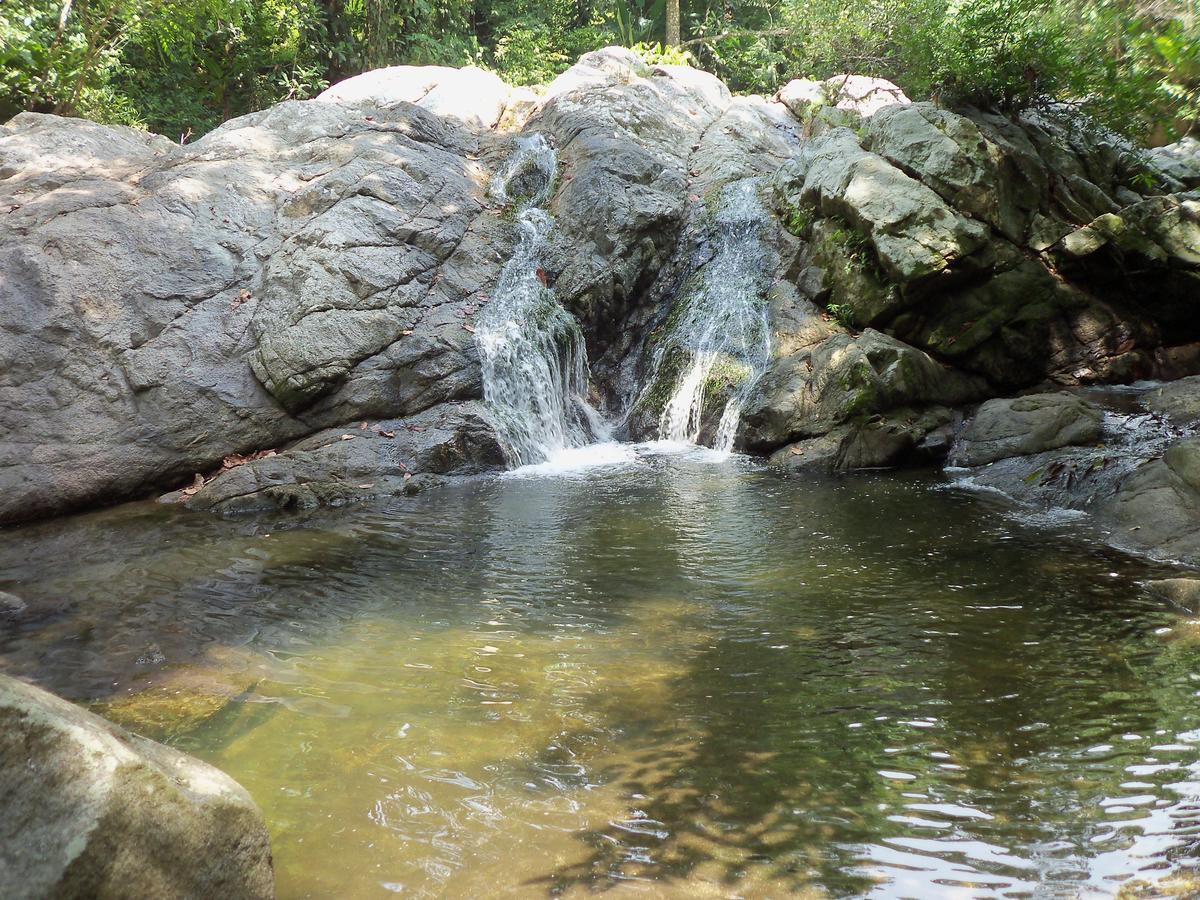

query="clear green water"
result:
[3,447,1200,898]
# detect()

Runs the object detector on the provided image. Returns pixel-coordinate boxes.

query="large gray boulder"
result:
[949,392,1104,467]
[1146,375,1200,425]
[166,400,503,514]
[777,126,990,286]
[768,406,956,474]
[0,674,273,899]
[0,94,510,524]
[1102,437,1200,563]
[745,328,987,450]
[1150,136,1200,189]
[316,65,511,129]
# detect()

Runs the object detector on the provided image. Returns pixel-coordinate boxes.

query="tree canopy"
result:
[2,0,1197,142]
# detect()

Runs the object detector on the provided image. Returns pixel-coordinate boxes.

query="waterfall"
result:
[476,134,603,468]
[655,179,773,452]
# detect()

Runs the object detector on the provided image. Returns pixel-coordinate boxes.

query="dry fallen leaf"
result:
[401,329,414,336]
[403,473,412,480]
[181,473,205,495]
[462,324,476,334]
[359,422,369,430]
[221,448,277,469]
[357,483,375,489]
[340,434,355,441]
[229,288,252,312]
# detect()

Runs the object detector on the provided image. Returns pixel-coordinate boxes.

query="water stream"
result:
[2,454,1199,898]
[655,178,774,452]
[476,135,604,467]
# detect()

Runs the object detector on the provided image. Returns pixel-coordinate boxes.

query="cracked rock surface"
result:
[3,49,1199,526]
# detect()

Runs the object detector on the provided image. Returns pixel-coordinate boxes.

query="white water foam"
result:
[476,134,604,468]
[655,178,773,452]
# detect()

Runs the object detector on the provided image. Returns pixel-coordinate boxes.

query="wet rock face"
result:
[2,50,1199,525]
[534,49,733,356]
[0,673,274,899]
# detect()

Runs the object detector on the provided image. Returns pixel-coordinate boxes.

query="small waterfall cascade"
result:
[476,134,604,467]
[655,179,773,452]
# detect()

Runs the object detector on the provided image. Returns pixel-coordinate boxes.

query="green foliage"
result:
[826,302,857,330]
[1,0,1196,142]
[630,40,691,66]
[780,201,810,236]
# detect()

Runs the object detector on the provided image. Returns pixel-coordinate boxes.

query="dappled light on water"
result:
[2,456,1200,897]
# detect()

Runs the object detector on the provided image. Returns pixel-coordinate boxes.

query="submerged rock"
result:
[0,674,273,898]
[949,393,1104,467]
[0,591,25,617]
[1144,577,1200,610]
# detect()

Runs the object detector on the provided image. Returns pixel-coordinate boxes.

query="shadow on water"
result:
[2,455,1200,897]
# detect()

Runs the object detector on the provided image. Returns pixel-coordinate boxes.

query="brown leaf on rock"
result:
[340,434,355,441]
[229,288,252,312]
[181,473,205,496]
[221,449,277,470]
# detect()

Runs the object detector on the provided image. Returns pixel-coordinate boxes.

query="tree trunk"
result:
[665,0,680,46]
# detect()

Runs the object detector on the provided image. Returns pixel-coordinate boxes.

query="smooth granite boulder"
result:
[0,674,273,899]
[950,392,1104,467]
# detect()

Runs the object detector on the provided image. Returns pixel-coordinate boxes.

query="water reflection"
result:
[1,452,1199,897]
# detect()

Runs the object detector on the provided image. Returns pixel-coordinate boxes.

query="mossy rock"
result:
[94,646,266,741]
[808,218,903,326]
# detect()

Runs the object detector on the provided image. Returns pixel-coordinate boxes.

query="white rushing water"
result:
[476,134,605,468]
[656,178,772,452]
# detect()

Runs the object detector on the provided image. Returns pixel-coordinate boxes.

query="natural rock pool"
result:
[2,446,1199,898]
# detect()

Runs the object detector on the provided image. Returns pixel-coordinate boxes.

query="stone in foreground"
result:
[0,674,273,899]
